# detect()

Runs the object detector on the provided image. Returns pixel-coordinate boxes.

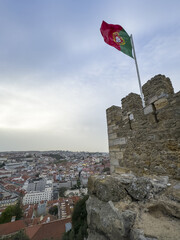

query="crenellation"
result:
[121,93,143,112]
[106,74,180,178]
[142,74,174,105]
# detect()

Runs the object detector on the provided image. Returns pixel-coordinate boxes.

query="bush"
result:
[48,205,58,216]
[59,187,67,197]
[62,195,88,240]
[0,201,23,224]
[1,230,29,240]
[11,230,30,240]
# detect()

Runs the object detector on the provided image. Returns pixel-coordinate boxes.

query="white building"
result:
[5,162,27,170]
[23,186,53,205]
[22,178,53,205]
[0,170,12,178]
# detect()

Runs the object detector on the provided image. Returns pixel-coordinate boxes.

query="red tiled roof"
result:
[22,175,29,180]
[25,224,41,239]
[25,218,71,240]
[0,220,26,236]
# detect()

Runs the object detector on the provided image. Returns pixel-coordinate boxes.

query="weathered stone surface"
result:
[87,230,108,240]
[144,105,154,115]
[86,195,136,240]
[88,175,127,202]
[147,200,180,218]
[142,74,174,105]
[106,74,180,179]
[130,229,158,240]
[154,97,168,110]
[134,202,180,240]
[150,176,169,194]
[88,74,180,240]
[87,174,180,240]
[126,177,153,201]
[114,173,137,185]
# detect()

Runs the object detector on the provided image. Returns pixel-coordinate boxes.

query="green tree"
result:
[62,229,75,240]
[11,230,30,240]
[77,178,81,189]
[0,201,23,224]
[14,201,23,220]
[59,187,67,197]
[48,205,58,216]
[62,195,88,240]
[0,205,14,224]
[72,195,88,239]
[0,162,5,168]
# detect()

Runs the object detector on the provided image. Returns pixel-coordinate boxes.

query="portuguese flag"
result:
[100,21,133,58]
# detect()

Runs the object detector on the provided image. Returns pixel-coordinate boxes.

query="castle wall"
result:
[106,75,180,179]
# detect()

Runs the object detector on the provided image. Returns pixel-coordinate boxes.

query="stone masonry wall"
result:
[106,74,180,179]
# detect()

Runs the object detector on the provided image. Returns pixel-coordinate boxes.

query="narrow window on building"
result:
[152,103,159,123]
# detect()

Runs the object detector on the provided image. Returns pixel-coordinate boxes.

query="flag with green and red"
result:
[100,21,133,58]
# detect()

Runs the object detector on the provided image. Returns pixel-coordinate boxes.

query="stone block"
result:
[147,114,157,123]
[109,140,114,147]
[148,95,158,104]
[109,133,117,140]
[154,97,168,110]
[110,165,115,174]
[144,105,154,115]
[86,195,136,240]
[110,158,119,166]
[115,137,127,145]
[114,166,131,174]
[116,152,123,160]
[92,176,127,202]
[122,114,128,120]
[109,137,127,146]
[109,146,121,152]
[147,135,156,141]
[154,165,167,174]
[108,126,115,134]
[126,177,153,200]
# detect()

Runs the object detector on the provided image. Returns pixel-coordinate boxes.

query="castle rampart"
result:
[106,74,180,179]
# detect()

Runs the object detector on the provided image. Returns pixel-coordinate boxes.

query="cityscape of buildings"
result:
[0,150,109,239]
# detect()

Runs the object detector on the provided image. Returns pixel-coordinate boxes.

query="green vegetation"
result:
[44,154,63,160]
[71,178,81,190]
[76,178,81,189]
[1,230,30,240]
[43,153,67,164]
[11,230,30,240]
[48,205,58,216]
[0,201,23,224]
[59,187,67,197]
[0,162,5,168]
[62,195,88,240]
[25,154,33,158]
[54,159,67,164]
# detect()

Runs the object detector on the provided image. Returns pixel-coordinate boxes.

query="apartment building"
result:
[23,178,53,205]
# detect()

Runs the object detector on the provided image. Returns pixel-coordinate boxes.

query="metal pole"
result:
[130,34,145,108]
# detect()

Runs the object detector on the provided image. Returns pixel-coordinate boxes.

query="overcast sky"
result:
[0,0,180,152]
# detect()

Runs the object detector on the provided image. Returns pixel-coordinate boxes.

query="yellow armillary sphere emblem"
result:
[113,32,125,45]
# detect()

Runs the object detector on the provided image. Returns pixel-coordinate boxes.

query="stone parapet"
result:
[106,75,180,179]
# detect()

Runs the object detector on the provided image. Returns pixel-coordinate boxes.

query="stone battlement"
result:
[106,74,180,179]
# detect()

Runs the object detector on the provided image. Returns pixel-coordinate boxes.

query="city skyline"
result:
[0,0,180,152]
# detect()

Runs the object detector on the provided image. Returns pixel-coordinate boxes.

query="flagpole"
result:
[130,34,145,108]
